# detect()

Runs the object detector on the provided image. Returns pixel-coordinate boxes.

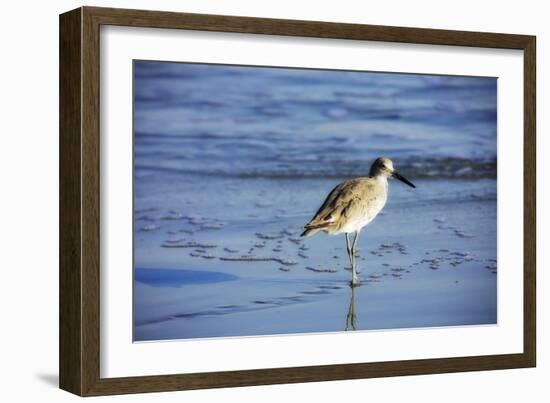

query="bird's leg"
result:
[351,230,361,286]
[345,233,353,271]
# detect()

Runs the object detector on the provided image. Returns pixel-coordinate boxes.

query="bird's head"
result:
[369,157,416,188]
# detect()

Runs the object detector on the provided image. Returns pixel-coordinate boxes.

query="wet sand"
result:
[134,176,497,341]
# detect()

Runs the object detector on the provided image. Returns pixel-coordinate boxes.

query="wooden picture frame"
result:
[59,6,536,396]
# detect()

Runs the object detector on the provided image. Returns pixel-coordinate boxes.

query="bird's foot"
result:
[350,276,361,288]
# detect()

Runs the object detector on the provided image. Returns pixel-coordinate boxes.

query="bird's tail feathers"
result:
[300,228,319,237]
[300,222,330,237]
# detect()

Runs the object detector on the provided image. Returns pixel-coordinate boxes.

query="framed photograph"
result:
[59,6,536,396]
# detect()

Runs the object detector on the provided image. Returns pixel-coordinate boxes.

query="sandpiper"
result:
[301,157,416,287]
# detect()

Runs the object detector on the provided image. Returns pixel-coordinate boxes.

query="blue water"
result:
[134,61,497,180]
[133,61,497,341]
[135,268,238,288]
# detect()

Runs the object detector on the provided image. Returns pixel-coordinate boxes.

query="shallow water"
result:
[133,61,497,341]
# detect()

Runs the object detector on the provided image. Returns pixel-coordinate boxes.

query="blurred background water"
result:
[134,61,497,181]
[133,61,497,341]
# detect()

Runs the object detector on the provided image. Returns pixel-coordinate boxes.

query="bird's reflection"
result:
[345,285,357,331]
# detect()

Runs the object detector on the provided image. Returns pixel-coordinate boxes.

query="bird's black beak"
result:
[392,171,416,188]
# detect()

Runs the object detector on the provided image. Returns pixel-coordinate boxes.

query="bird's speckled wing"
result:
[304,178,378,231]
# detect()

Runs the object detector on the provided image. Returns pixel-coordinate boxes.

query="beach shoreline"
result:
[134,177,497,341]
